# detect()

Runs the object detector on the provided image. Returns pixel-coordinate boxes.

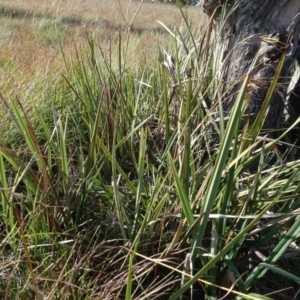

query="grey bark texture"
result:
[202,0,300,134]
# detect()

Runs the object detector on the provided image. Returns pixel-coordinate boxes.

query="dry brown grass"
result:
[4,0,205,30]
[0,0,207,97]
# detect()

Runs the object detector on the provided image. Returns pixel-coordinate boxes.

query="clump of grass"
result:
[1,4,300,300]
[38,17,67,44]
[0,25,11,45]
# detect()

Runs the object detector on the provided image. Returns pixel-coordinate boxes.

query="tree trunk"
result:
[202,0,300,134]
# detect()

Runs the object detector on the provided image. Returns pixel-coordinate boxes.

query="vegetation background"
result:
[0,0,300,299]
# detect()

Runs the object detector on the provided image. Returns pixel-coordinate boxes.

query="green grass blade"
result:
[169,154,194,226]
[244,215,300,290]
[125,253,134,300]
[169,195,278,300]
[259,263,300,284]
[192,57,257,260]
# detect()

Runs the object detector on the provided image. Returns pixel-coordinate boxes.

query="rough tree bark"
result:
[202,0,300,135]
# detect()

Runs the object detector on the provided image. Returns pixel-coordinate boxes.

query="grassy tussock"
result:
[0,1,300,300]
